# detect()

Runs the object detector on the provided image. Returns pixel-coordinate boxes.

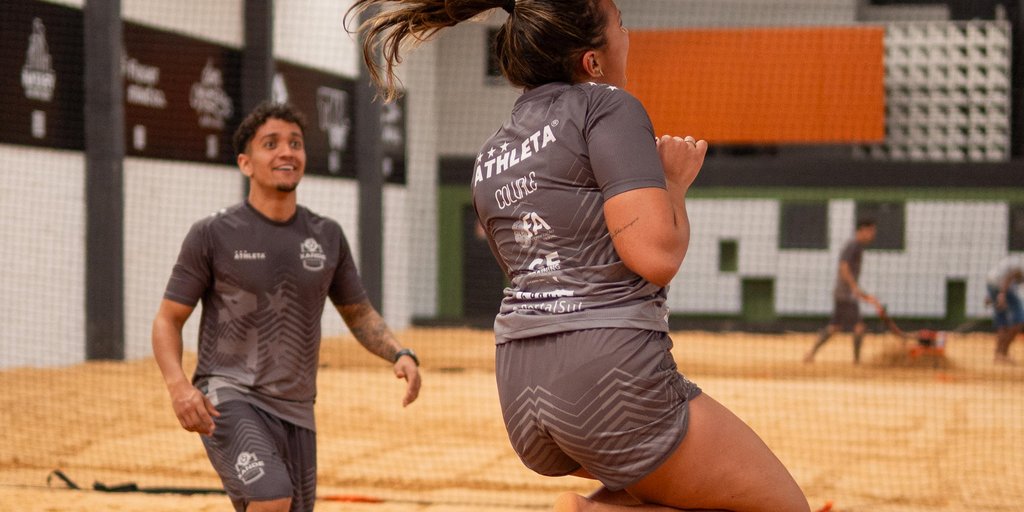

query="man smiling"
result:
[152,101,421,512]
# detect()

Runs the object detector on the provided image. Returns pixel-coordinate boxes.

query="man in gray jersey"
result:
[804,217,880,364]
[152,101,421,512]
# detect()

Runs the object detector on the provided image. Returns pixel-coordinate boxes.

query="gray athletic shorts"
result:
[830,299,862,331]
[201,400,317,512]
[496,328,702,492]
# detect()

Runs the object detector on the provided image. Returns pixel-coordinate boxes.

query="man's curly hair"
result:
[232,101,307,155]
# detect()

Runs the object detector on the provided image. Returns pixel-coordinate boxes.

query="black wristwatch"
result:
[393,348,419,366]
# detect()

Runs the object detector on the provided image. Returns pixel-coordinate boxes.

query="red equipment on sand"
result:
[874,304,947,358]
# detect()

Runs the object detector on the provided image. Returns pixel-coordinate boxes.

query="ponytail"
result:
[346,0,607,102]
[346,0,510,102]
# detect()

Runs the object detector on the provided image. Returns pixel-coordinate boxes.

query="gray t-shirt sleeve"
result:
[164,221,211,307]
[833,240,863,300]
[328,229,368,306]
[583,87,666,200]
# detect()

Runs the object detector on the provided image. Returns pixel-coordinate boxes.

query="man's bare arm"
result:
[336,299,402,361]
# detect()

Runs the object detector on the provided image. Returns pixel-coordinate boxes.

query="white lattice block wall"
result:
[859,21,1012,162]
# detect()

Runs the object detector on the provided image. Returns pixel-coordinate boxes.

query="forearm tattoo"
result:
[610,217,640,239]
[341,301,399,361]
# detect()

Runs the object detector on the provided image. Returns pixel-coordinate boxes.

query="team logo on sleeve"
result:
[300,238,326,271]
[235,451,266,484]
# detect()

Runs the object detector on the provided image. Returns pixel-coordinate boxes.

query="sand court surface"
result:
[1,328,1021,511]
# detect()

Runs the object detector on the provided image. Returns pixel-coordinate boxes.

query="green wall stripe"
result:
[438,185,473,317]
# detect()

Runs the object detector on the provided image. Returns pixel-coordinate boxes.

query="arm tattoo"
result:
[610,217,640,239]
[339,300,399,361]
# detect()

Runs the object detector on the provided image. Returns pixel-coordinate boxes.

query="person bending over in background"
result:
[804,218,879,365]
[152,101,421,512]
[985,256,1023,364]
[348,0,808,510]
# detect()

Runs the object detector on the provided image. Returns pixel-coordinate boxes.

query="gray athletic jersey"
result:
[833,238,864,301]
[472,82,669,343]
[164,202,367,431]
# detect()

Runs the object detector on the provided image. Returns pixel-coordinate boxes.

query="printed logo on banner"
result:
[272,73,289,104]
[190,58,234,130]
[381,102,403,179]
[122,51,167,109]
[316,86,350,175]
[22,18,57,103]
[133,124,147,150]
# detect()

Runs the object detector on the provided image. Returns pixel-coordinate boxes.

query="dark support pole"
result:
[84,0,124,360]
[354,7,384,310]
[241,0,274,197]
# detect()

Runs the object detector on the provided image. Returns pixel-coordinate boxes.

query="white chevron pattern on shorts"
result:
[505,366,681,481]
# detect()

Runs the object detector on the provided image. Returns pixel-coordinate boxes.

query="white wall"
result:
[618,0,858,28]
[668,198,1015,320]
[393,33,442,323]
[40,0,81,7]
[0,145,85,368]
[857,0,948,22]
[672,200,779,313]
[123,0,244,47]
[274,0,359,77]
[36,1,244,47]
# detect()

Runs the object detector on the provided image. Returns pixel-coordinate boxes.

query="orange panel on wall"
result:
[627,27,886,144]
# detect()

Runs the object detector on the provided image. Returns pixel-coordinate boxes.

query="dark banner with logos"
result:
[123,23,241,164]
[271,62,408,183]
[0,0,408,184]
[273,61,357,179]
[0,0,84,150]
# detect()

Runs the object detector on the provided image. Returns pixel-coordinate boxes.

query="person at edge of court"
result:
[985,255,1024,365]
[346,0,809,511]
[803,217,880,365]
[151,101,422,512]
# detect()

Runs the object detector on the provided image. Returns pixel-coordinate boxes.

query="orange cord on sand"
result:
[320,494,384,503]
[815,500,834,512]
